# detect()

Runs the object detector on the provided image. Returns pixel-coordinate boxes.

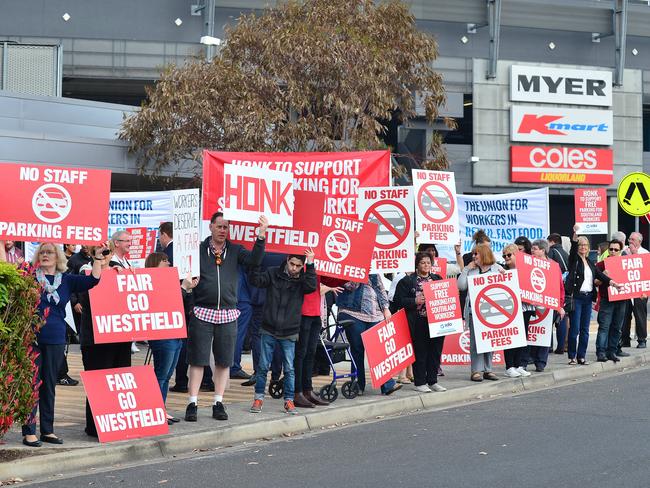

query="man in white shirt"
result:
[620,232,649,349]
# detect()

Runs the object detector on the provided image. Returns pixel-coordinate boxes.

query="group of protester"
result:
[2,216,648,448]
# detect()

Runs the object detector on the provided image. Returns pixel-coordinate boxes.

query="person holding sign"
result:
[594,240,627,362]
[184,212,268,423]
[566,226,620,365]
[457,243,503,382]
[620,232,649,350]
[0,241,108,447]
[247,250,317,414]
[391,252,446,392]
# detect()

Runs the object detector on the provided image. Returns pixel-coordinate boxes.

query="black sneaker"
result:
[57,375,79,386]
[169,384,188,393]
[185,402,198,422]
[212,402,228,420]
[616,349,631,357]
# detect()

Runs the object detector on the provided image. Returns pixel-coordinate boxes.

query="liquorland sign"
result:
[510,106,613,146]
[510,65,612,107]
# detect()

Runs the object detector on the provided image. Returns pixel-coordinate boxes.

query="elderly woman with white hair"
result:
[0,241,107,447]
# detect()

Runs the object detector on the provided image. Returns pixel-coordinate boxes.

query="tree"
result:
[120,0,453,177]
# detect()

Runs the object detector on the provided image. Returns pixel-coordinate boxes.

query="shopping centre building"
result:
[1,0,649,237]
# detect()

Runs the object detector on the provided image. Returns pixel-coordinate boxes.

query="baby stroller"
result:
[316,312,360,403]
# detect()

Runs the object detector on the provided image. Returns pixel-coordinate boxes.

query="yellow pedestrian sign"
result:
[618,172,650,217]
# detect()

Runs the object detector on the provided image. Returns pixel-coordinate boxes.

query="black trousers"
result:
[410,316,445,386]
[22,344,65,436]
[81,343,131,436]
[294,315,321,392]
[173,338,213,388]
[621,298,648,343]
[505,311,535,369]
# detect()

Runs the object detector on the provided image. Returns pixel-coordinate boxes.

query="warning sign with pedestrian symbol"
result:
[412,169,459,245]
[357,186,415,274]
[618,172,650,217]
[314,215,377,283]
[468,270,526,353]
[527,307,554,347]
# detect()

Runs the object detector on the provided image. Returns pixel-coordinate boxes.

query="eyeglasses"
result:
[608,248,621,252]
[502,253,513,258]
[39,250,55,255]
[472,252,479,256]
[115,239,131,243]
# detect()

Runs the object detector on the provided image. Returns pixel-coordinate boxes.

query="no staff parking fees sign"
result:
[412,169,459,245]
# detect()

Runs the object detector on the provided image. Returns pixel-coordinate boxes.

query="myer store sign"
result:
[509,65,614,185]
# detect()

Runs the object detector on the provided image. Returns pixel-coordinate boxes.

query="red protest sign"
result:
[431,257,448,277]
[314,215,377,283]
[423,279,463,338]
[126,227,148,260]
[89,267,187,344]
[515,252,562,311]
[574,188,608,235]
[606,253,650,301]
[229,190,325,254]
[80,366,168,443]
[203,150,390,221]
[468,271,527,353]
[411,169,459,245]
[0,163,111,245]
[441,330,504,366]
[361,309,415,389]
[223,164,294,227]
[527,307,553,347]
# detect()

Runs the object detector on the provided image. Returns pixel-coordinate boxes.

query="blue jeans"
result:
[150,339,182,403]
[255,333,296,401]
[568,293,593,360]
[339,312,397,394]
[596,300,626,356]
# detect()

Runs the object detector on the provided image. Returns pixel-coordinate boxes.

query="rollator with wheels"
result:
[317,317,360,403]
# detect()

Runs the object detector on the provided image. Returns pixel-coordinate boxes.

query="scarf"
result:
[35,268,63,305]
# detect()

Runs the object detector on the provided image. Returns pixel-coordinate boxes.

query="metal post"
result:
[614,0,628,86]
[487,0,502,79]
[204,0,216,60]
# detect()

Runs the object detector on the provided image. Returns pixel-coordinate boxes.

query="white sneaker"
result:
[131,342,140,354]
[430,383,447,392]
[414,384,432,393]
[505,367,521,378]
[516,367,531,377]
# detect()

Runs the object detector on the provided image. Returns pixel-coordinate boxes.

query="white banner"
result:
[172,189,201,278]
[511,106,613,145]
[458,188,549,254]
[412,169,459,245]
[468,271,527,354]
[357,186,415,274]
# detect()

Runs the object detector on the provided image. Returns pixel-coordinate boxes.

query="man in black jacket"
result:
[184,212,268,422]
[547,233,570,354]
[248,249,317,415]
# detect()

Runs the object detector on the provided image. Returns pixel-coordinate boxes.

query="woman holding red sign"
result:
[457,243,503,382]
[392,252,446,392]
[0,241,107,447]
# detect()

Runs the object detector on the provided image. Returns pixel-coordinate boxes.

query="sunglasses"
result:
[608,248,621,252]
[502,253,513,258]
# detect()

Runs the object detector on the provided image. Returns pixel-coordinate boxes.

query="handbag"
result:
[563,293,574,313]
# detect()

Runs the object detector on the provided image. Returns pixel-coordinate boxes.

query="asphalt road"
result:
[30,369,650,487]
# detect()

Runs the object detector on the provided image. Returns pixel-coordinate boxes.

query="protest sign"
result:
[80,366,167,443]
[202,150,390,223]
[412,169,459,245]
[361,309,415,389]
[458,188,549,254]
[515,252,562,311]
[527,307,554,347]
[0,163,110,245]
[126,227,149,260]
[357,186,415,274]
[89,267,187,343]
[222,164,294,226]
[423,279,463,337]
[574,188,608,235]
[314,215,377,283]
[441,330,505,365]
[171,188,201,278]
[468,270,527,353]
[432,257,448,277]
[228,190,325,254]
[606,253,650,301]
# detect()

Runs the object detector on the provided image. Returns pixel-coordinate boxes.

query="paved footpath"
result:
[1,323,648,482]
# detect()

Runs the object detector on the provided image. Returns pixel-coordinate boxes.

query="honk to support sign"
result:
[89,267,187,344]
[222,164,294,227]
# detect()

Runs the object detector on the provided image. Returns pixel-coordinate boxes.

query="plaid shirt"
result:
[193,306,240,324]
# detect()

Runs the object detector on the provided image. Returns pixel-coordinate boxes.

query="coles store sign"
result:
[511,146,613,185]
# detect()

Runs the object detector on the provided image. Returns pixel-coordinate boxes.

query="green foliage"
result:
[0,263,42,439]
